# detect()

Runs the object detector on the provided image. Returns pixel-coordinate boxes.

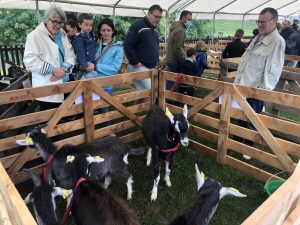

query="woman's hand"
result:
[134,62,144,68]
[87,62,95,72]
[50,67,65,82]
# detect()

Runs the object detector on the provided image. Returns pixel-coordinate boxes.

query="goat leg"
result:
[146,147,152,167]
[164,161,172,187]
[126,175,133,200]
[150,165,160,202]
[104,174,112,188]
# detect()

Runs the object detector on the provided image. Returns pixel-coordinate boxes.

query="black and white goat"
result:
[66,154,140,225]
[168,164,247,225]
[23,168,72,225]
[16,125,144,200]
[141,103,189,201]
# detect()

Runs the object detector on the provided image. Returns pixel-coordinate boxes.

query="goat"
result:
[16,125,144,200]
[141,103,189,201]
[23,168,72,225]
[168,164,247,225]
[66,154,140,225]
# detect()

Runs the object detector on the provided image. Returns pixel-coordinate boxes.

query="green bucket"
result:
[265,180,285,196]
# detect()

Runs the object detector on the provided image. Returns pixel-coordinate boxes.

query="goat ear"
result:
[24,193,33,204]
[23,168,42,188]
[52,187,73,199]
[16,136,33,146]
[219,187,247,200]
[165,107,174,124]
[66,155,75,163]
[195,164,205,191]
[87,155,105,164]
[183,104,188,119]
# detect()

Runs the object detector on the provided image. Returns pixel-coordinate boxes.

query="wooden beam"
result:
[217,84,231,164]
[82,79,95,142]
[158,70,166,110]
[0,191,12,225]
[232,85,296,171]
[92,82,143,126]
[283,202,300,225]
[187,83,223,118]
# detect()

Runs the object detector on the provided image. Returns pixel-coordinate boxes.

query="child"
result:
[72,13,98,79]
[194,41,209,77]
[178,48,198,97]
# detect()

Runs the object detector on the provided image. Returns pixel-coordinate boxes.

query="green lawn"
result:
[213,20,257,37]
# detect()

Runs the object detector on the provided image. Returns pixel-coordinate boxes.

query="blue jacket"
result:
[95,40,123,91]
[72,32,97,68]
[196,51,209,77]
[124,17,159,68]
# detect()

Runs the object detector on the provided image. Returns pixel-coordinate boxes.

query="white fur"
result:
[123,153,129,164]
[146,148,152,167]
[151,175,160,202]
[104,174,112,188]
[126,176,133,200]
[165,161,172,187]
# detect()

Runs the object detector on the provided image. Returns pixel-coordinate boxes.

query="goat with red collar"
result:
[142,102,189,201]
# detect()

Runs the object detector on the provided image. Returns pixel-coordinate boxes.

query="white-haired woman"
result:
[24,3,76,112]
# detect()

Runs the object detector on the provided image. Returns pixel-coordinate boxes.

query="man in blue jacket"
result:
[124,4,162,104]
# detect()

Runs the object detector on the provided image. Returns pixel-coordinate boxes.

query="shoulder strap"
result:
[93,41,115,64]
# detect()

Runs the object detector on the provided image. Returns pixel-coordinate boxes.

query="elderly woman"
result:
[23,4,76,112]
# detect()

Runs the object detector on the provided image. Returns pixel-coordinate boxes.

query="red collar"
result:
[42,153,56,181]
[60,178,86,224]
[156,134,179,153]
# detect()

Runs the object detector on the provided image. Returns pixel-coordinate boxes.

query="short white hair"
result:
[43,3,67,23]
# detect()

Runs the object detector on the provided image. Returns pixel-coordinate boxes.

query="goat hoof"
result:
[127,196,132,200]
[146,162,151,167]
[150,192,157,202]
[165,180,172,187]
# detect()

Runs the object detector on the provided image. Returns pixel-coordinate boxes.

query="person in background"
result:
[276,23,283,33]
[194,40,209,77]
[124,4,162,105]
[291,19,299,32]
[233,7,285,160]
[280,20,294,40]
[166,10,192,95]
[178,48,198,97]
[72,13,98,79]
[284,30,300,68]
[23,3,76,139]
[66,13,78,22]
[247,28,259,46]
[65,19,80,43]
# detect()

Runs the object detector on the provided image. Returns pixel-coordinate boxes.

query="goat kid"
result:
[168,164,247,225]
[16,125,144,200]
[23,168,72,225]
[66,154,140,225]
[142,104,189,201]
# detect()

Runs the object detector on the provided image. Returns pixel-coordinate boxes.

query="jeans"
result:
[98,87,113,127]
[166,63,180,103]
[233,98,264,147]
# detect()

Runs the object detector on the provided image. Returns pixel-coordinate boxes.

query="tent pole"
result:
[165,11,169,43]
[36,0,41,25]
[113,0,121,41]
[212,0,236,44]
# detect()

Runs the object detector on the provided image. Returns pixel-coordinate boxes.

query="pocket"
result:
[248,53,267,70]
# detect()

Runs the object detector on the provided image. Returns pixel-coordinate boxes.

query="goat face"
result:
[16,124,47,149]
[23,169,72,225]
[166,105,189,146]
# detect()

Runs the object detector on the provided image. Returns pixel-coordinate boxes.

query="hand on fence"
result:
[50,74,59,82]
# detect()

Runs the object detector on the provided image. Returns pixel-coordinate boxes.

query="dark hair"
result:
[180,10,192,19]
[260,7,278,19]
[253,28,259,35]
[78,13,93,24]
[149,4,163,14]
[66,19,81,32]
[97,18,117,37]
[66,14,77,22]
[234,28,244,38]
[187,48,196,57]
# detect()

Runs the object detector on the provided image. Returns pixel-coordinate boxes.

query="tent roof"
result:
[0,0,189,17]
[184,0,300,20]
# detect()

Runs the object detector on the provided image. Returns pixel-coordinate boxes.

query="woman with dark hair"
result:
[65,19,80,43]
[92,18,123,127]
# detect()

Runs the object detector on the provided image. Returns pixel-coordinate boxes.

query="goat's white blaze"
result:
[126,175,133,200]
[183,104,188,119]
[195,164,205,191]
[219,187,247,200]
[104,174,111,188]
[151,175,160,202]
[123,153,129,164]
[165,161,172,187]
[146,148,152,167]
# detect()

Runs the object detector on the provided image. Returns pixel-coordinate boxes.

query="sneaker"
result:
[243,154,251,160]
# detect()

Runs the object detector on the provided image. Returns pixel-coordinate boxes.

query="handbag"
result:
[75,41,115,80]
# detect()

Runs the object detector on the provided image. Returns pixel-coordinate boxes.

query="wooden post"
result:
[217,84,232,164]
[150,69,157,105]
[272,79,286,116]
[219,59,228,81]
[158,70,166,110]
[83,79,95,143]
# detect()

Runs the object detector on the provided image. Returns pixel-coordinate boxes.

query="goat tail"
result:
[129,147,145,155]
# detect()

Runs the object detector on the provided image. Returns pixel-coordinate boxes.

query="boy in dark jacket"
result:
[72,13,98,79]
[195,40,209,77]
[178,48,198,96]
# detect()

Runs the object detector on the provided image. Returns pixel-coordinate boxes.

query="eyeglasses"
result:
[49,18,65,26]
[150,12,162,19]
[256,17,274,24]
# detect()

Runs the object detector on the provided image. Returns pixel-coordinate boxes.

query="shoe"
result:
[243,155,251,160]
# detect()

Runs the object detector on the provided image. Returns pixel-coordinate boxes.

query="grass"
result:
[14,82,296,225]
[213,20,257,38]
